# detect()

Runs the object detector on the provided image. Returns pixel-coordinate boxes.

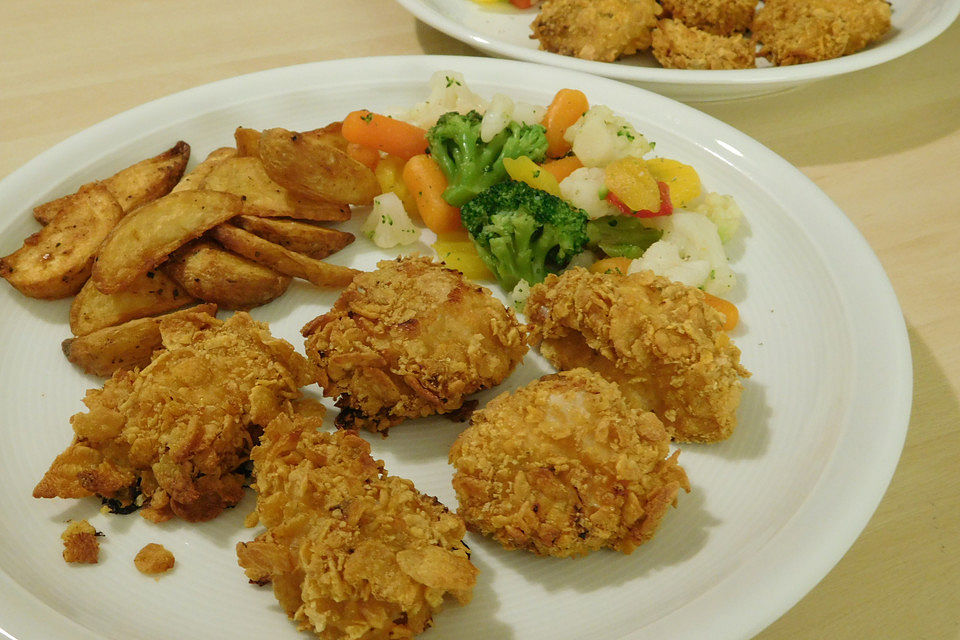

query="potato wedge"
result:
[164,240,291,309]
[259,127,379,205]
[233,215,354,259]
[71,269,194,335]
[305,122,348,152]
[1,183,123,299]
[200,156,350,222]
[62,302,218,376]
[92,189,243,294]
[171,147,237,193]
[234,127,261,157]
[210,225,358,288]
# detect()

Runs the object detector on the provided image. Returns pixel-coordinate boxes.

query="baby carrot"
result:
[342,110,428,160]
[702,292,739,331]
[540,155,583,183]
[402,154,464,234]
[542,89,589,159]
[346,142,380,170]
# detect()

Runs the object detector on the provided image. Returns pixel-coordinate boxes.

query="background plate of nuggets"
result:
[394,0,960,100]
[0,56,910,640]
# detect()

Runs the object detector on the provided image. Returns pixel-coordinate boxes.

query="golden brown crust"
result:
[237,412,476,640]
[526,267,750,443]
[302,257,528,433]
[530,0,661,62]
[134,543,175,574]
[652,19,756,70]
[450,369,689,557]
[61,520,100,564]
[659,0,757,36]
[753,0,892,65]
[34,311,317,523]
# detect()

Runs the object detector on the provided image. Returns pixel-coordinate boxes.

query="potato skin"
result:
[1,182,123,299]
[70,269,194,336]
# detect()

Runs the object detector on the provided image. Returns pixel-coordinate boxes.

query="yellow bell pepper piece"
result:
[646,158,702,208]
[503,156,562,197]
[604,157,661,212]
[375,155,419,218]
[432,237,495,281]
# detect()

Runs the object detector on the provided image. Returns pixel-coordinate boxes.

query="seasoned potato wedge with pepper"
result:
[233,215,354,259]
[164,240,291,309]
[92,189,243,294]
[1,183,123,299]
[258,127,379,205]
[172,146,237,193]
[210,225,358,289]
[200,156,350,222]
[62,302,218,376]
[234,127,262,157]
[71,269,194,336]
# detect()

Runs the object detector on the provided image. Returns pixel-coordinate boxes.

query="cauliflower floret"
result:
[693,192,743,243]
[559,167,621,220]
[362,192,419,249]
[508,279,531,313]
[634,211,735,294]
[401,71,489,129]
[563,105,653,168]
[481,93,546,142]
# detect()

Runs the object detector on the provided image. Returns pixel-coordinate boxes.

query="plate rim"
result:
[395,0,960,88]
[0,54,913,640]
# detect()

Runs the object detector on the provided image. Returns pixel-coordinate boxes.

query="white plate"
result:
[0,56,910,640]
[395,0,960,101]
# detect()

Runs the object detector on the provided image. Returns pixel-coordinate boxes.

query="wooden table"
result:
[1,2,957,638]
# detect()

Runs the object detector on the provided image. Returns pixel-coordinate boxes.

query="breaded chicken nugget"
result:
[237,412,477,640]
[659,0,757,36]
[450,369,689,557]
[652,19,757,69]
[302,257,527,433]
[753,0,892,65]
[526,268,750,443]
[530,0,662,62]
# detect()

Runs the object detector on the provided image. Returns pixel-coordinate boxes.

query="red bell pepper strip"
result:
[606,181,673,218]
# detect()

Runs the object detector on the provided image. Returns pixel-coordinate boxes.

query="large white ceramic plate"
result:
[0,56,910,640]
[396,0,960,101]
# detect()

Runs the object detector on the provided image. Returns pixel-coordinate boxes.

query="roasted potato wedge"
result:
[234,215,354,259]
[34,142,191,225]
[71,269,194,335]
[91,189,243,294]
[258,127,379,205]
[1,183,123,299]
[305,122,348,152]
[200,156,350,222]
[164,240,292,309]
[62,302,218,376]
[234,127,261,157]
[210,225,358,288]
[171,147,237,193]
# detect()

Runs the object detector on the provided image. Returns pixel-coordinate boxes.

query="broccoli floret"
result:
[586,215,663,259]
[427,110,548,207]
[460,181,589,291]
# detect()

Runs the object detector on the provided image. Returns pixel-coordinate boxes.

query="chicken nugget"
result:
[450,368,688,557]
[753,0,892,65]
[237,412,476,639]
[530,0,662,62]
[526,268,750,443]
[652,19,757,69]
[302,257,528,433]
[659,0,757,36]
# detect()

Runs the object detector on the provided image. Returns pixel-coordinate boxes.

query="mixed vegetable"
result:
[340,71,744,325]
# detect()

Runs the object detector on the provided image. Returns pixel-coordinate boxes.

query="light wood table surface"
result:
[1,2,957,638]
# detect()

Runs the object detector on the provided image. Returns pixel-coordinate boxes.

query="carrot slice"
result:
[589,257,632,275]
[402,154,464,234]
[702,292,739,331]
[342,110,428,160]
[541,155,583,183]
[542,89,589,159]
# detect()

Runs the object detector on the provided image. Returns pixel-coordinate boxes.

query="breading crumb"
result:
[134,543,175,575]
[61,519,100,564]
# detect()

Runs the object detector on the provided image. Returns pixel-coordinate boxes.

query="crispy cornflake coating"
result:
[526,268,750,443]
[450,369,689,557]
[134,543,175,575]
[34,311,317,523]
[659,0,757,36]
[61,519,100,564]
[652,19,757,69]
[530,0,662,62]
[237,412,477,640]
[753,0,892,65]
[302,257,527,433]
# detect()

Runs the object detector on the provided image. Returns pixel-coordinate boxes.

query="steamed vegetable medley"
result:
[344,71,743,309]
